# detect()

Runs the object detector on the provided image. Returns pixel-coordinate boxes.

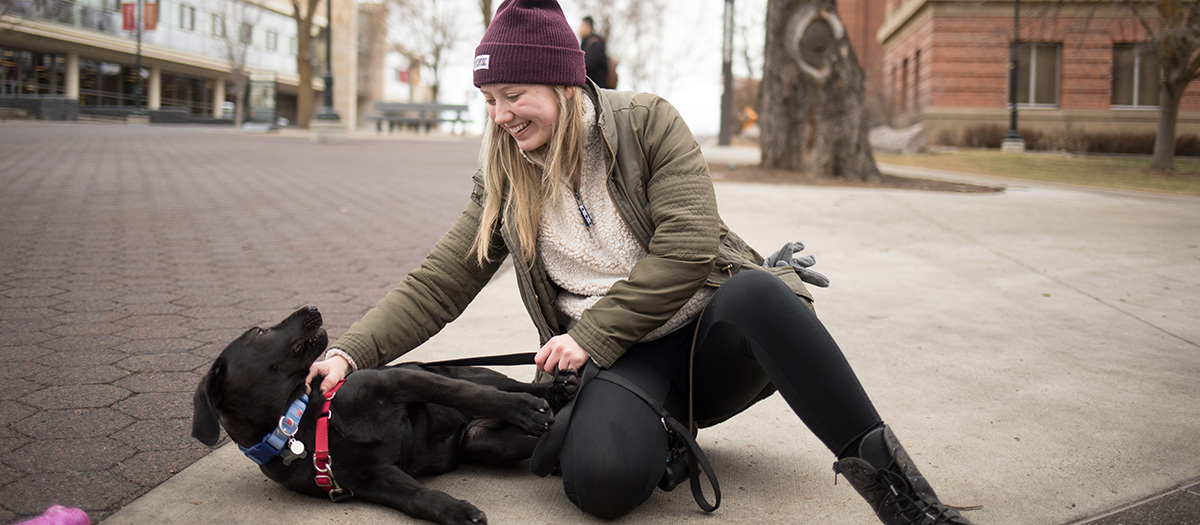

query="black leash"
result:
[530,363,721,513]
[420,352,538,367]
[417,352,722,512]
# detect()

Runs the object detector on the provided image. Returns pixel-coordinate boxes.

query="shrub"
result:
[946,124,1199,157]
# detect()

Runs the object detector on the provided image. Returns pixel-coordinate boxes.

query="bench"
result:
[0,107,31,120]
[373,102,471,135]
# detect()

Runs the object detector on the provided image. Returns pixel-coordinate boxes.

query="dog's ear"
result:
[191,358,226,446]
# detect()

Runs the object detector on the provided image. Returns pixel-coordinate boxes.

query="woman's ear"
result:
[565,85,576,99]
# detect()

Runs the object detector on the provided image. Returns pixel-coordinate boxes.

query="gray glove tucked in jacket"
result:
[762,241,830,288]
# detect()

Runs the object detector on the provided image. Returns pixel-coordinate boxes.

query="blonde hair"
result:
[472,85,586,266]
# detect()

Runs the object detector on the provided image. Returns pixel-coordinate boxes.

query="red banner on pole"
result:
[122,2,156,32]
[122,3,136,32]
[144,2,157,31]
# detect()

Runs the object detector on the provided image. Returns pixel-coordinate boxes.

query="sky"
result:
[424,0,768,137]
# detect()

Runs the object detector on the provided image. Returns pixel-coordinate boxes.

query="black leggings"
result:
[558,270,884,519]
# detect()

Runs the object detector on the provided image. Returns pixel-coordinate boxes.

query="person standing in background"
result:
[578,15,611,88]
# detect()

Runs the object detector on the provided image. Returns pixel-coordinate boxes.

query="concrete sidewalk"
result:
[102,145,1200,524]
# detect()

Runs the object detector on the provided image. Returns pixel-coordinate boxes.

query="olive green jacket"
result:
[331,83,813,375]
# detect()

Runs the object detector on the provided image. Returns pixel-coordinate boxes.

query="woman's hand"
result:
[536,334,590,374]
[306,354,351,395]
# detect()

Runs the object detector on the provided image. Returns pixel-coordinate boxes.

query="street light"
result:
[718,0,734,147]
[314,0,339,122]
[1002,0,1024,151]
[133,0,145,116]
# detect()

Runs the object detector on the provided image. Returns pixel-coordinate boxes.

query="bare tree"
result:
[575,0,682,91]
[737,0,766,81]
[760,0,879,181]
[290,0,320,128]
[1024,1,1199,170]
[1117,0,1200,171]
[215,0,261,126]
[388,0,461,101]
[479,0,493,29]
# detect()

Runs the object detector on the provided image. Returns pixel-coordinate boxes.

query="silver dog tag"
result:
[280,438,307,465]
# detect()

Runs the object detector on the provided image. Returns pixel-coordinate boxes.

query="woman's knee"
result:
[561,449,661,519]
[558,381,667,519]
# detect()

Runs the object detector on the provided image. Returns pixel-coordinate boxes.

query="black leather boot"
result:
[833,426,974,525]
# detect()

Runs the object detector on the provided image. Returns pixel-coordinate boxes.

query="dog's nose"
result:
[305,305,318,313]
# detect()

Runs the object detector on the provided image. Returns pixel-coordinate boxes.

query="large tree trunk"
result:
[233,76,247,127]
[1151,81,1181,171]
[293,0,318,129]
[296,28,314,127]
[761,0,879,181]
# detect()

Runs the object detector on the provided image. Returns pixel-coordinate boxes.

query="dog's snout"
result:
[305,305,319,313]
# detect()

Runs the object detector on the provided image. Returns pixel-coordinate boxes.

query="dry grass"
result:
[875,150,1200,197]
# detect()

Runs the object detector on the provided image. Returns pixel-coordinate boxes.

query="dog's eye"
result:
[256,328,265,336]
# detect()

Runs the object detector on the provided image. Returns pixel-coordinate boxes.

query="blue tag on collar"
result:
[239,394,309,465]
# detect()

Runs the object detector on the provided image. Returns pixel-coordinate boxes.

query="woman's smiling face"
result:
[481,84,562,151]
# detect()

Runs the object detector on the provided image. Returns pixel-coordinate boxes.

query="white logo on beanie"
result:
[473,55,490,71]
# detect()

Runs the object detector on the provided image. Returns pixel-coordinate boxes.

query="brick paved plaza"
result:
[0,123,483,522]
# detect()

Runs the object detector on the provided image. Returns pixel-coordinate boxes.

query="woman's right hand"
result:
[306,354,351,396]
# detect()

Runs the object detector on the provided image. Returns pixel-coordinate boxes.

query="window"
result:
[266,29,278,52]
[1113,44,1160,107]
[913,49,921,110]
[239,22,253,45]
[212,14,224,37]
[891,65,898,111]
[179,4,195,31]
[1015,42,1060,107]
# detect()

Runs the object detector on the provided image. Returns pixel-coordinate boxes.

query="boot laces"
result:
[875,466,958,525]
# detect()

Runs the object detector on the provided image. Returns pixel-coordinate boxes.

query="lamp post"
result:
[314,0,339,122]
[1002,0,1024,152]
[134,0,143,113]
[718,0,734,146]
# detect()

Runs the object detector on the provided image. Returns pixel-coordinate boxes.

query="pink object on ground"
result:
[14,505,90,525]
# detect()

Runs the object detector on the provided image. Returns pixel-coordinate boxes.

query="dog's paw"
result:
[447,499,487,524]
[510,394,554,436]
[546,368,579,412]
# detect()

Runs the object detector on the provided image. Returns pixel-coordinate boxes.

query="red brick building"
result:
[878,0,1200,145]
[840,0,888,120]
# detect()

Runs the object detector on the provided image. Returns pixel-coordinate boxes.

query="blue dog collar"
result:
[239,394,309,465]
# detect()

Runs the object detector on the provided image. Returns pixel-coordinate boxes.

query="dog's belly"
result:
[390,402,468,476]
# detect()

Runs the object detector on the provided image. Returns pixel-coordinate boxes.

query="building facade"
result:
[0,0,366,124]
[840,0,888,124]
[878,0,1200,145]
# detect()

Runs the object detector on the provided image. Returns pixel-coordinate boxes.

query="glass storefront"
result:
[162,74,215,115]
[2,45,221,114]
[1,49,67,96]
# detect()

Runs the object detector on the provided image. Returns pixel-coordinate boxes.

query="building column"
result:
[212,80,225,118]
[148,67,162,110]
[65,53,80,99]
[332,0,358,128]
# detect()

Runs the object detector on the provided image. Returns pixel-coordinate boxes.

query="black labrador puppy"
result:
[192,305,577,525]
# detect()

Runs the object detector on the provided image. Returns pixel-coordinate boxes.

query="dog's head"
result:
[192,305,328,447]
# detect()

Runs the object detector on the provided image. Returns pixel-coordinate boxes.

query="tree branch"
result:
[1118,0,1160,39]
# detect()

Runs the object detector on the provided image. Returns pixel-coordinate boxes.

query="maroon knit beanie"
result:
[473,0,586,87]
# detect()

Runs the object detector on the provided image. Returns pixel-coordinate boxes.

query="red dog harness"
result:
[313,380,353,502]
